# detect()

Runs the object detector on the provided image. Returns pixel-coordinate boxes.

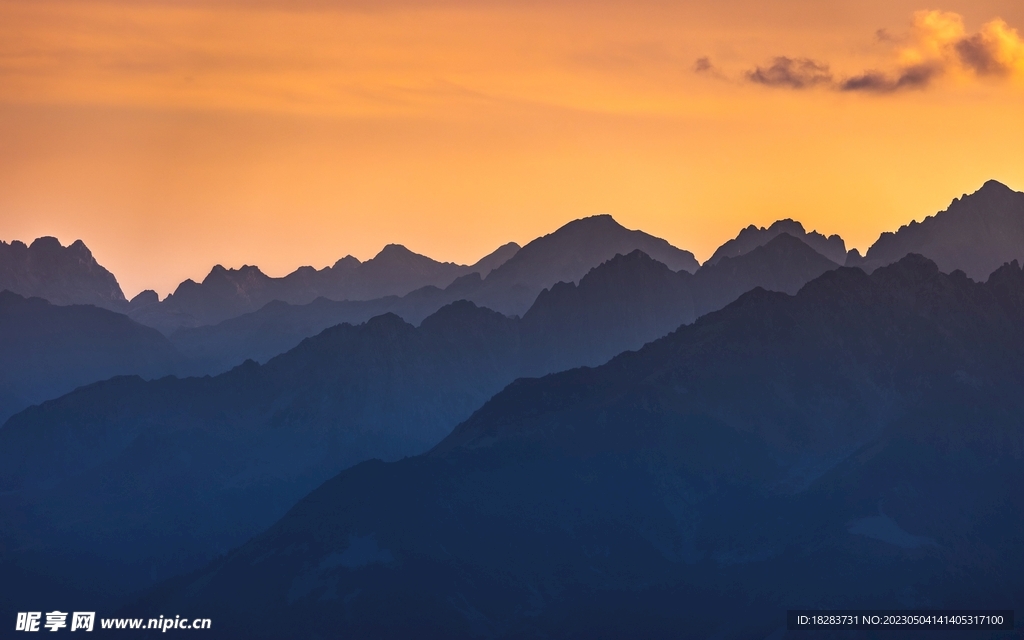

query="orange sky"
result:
[1,0,1023,297]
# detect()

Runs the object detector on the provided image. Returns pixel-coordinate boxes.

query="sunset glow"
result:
[2,0,1023,296]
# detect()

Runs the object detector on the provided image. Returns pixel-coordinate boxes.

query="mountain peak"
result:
[375,243,417,259]
[860,180,1024,280]
[559,214,623,231]
[0,236,126,307]
[980,179,1012,193]
[706,219,847,266]
[875,252,940,278]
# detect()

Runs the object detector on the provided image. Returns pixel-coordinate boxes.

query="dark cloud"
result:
[839,63,941,93]
[955,34,1013,76]
[745,57,833,89]
[693,56,729,80]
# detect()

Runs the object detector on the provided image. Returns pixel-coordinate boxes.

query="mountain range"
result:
[172,231,832,375]
[0,179,1022,637]
[126,241,522,334]
[132,254,1024,638]
[0,232,832,608]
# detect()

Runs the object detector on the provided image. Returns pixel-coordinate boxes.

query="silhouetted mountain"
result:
[465,214,698,315]
[518,251,695,376]
[0,237,836,607]
[705,218,847,265]
[0,291,180,424]
[464,241,521,277]
[850,179,1024,280]
[129,242,520,334]
[137,215,695,333]
[133,255,1024,638]
[171,233,832,375]
[0,237,126,308]
[520,234,838,376]
[691,232,839,313]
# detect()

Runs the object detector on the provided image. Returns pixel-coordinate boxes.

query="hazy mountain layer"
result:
[520,233,838,376]
[174,233,826,374]
[0,291,180,424]
[463,214,699,315]
[0,237,126,309]
[851,179,1024,279]
[128,242,521,334]
[705,218,847,265]
[136,255,1024,638]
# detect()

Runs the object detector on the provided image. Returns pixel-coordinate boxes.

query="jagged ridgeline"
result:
[0,180,1022,637]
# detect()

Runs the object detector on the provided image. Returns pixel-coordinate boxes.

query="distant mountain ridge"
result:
[171,232,834,374]
[849,179,1024,279]
[705,218,847,265]
[128,241,522,333]
[461,214,699,315]
[6,180,1022,331]
[129,215,697,333]
[0,237,126,309]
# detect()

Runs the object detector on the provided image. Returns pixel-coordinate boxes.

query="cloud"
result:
[841,10,1024,92]
[693,55,730,80]
[737,10,1024,94]
[746,57,832,89]
[839,63,940,93]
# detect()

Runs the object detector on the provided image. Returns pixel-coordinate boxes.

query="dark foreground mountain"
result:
[0,291,180,423]
[174,232,828,374]
[128,242,521,334]
[0,237,126,309]
[134,255,1024,639]
[850,179,1024,279]
[0,236,834,609]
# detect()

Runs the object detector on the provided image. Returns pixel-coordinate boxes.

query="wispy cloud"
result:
[704,10,1024,94]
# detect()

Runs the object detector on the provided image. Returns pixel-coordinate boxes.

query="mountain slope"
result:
[705,218,847,265]
[134,255,1024,638]
[0,291,180,423]
[852,179,1024,279]
[0,237,126,308]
